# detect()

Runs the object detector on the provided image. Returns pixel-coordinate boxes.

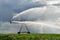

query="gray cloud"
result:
[53,3,60,6]
[0,0,46,22]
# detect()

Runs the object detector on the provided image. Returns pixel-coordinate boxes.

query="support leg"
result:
[25,24,30,34]
[18,24,23,34]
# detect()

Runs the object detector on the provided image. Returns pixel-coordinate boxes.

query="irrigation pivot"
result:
[10,19,30,34]
[18,23,30,34]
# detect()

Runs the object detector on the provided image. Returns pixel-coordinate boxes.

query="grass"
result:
[0,34,60,40]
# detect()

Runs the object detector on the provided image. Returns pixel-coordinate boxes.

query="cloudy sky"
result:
[0,0,60,34]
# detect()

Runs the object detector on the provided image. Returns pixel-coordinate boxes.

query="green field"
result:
[0,34,60,40]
